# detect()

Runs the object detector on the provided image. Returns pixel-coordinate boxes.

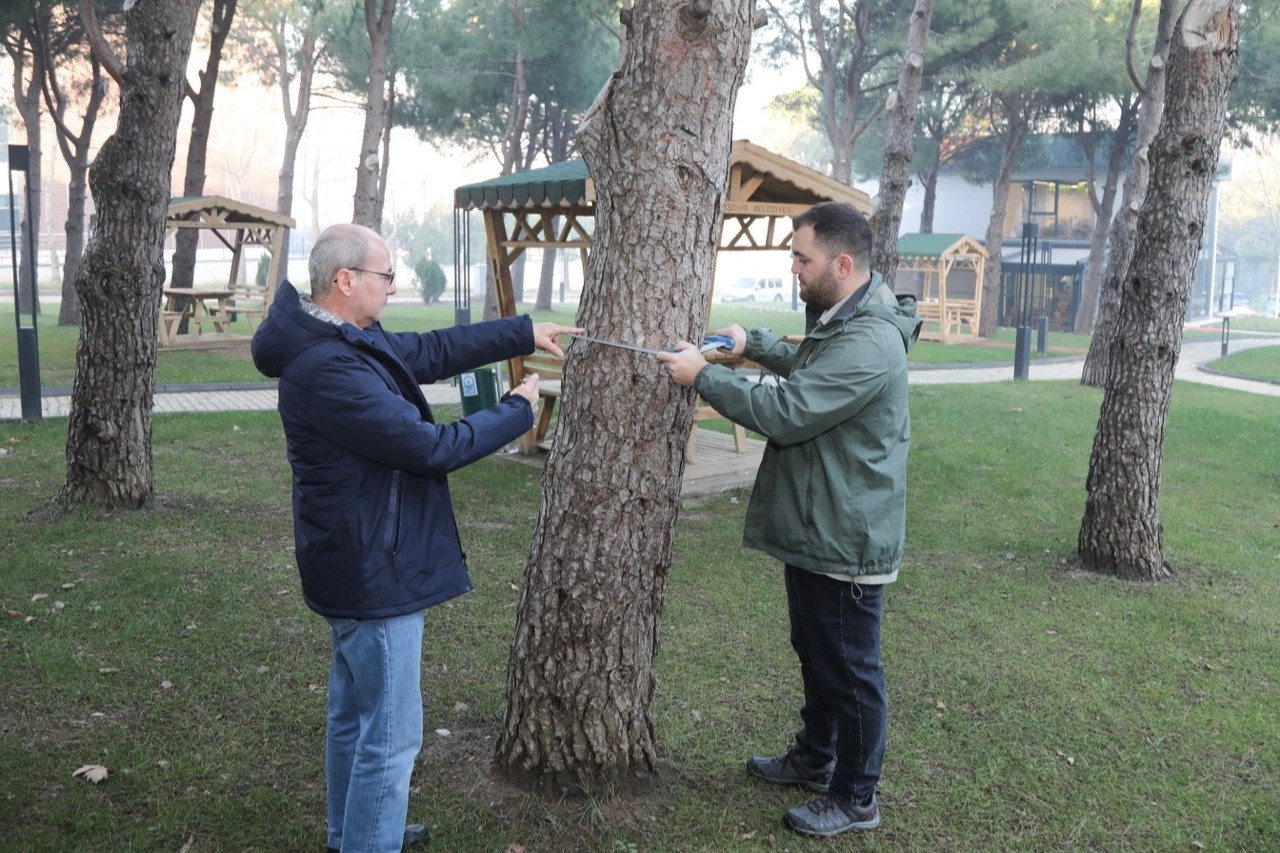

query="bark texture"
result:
[59,0,202,509]
[1080,0,1179,385]
[1077,0,1239,581]
[495,0,755,792]
[869,0,934,290]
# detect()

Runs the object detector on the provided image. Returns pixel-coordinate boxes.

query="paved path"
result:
[2,338,1277,421]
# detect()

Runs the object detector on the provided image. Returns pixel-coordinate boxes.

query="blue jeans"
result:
[324,612,424,853]
[784,565,886,803]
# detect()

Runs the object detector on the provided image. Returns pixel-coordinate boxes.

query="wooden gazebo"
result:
[895,233,987,344]
[453,140,871,450]
[160,196,295,348]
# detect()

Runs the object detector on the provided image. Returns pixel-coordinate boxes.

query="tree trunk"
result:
[352,0,395,230]
[59,0,202,510]
[1081,0,1179,386]
[9,28,44,317]
[1077,0,1239,581]
[918,162,939,234]
[495,0,755,792]
[977,111,1028,338]
[1071,99,1135,335]
[869,0,934,291]
[169,0,238,314]
[536,244,556,311]
[273,24,318,285]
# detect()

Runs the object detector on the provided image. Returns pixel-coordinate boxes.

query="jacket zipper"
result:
[383,470,403,582]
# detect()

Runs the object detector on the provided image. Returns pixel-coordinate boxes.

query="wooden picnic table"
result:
[159,287,237,347]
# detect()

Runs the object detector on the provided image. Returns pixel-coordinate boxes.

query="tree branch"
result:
[1124,0,1146,95]
[80,0,122,88]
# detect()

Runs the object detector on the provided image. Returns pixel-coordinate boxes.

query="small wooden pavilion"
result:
[894,232,987,344]
[453,140,871,450]
[160,196,295,348]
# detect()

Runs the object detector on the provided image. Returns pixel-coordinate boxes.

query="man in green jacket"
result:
[658,202,921,838]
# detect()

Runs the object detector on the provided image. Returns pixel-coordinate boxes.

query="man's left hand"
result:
[656,342,707,387]
[532,323,585,358]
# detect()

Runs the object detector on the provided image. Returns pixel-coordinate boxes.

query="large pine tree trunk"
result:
[869,0,933,290]
[1080,0,1179,386]
[59,0,202,509]
[1077,0,1239,581]
[495,0,755,792]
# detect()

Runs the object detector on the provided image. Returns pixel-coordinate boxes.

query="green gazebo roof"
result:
[896,233,985,259]
[454,159,591,210]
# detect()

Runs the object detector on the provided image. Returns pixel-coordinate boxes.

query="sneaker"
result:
[783,793,881,838]
[746,750,834,793]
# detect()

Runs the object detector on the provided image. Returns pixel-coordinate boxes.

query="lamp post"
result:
[8,144,41,422]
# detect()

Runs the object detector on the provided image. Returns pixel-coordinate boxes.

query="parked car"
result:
[1230,292,1252,312]
[1264,295,1278,318]
[719,275,786,303]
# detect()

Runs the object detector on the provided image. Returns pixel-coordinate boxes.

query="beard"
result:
[799,262,842,311]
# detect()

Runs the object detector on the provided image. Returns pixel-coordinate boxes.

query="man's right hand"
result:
[511,372,539,405]
[712,324,747,356]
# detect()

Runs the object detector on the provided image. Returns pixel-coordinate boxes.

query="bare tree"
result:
[59,0,202,508]
[1077,0,1240,581]
[495,0,756,791]
[869,0,935,289]
[2,8,48,317]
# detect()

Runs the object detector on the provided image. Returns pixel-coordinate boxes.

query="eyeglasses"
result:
[350,267,395,286]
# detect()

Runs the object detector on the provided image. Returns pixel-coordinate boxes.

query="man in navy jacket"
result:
[252,223,580,853]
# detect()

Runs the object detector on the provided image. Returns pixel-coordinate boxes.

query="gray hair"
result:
[308,224,379,299]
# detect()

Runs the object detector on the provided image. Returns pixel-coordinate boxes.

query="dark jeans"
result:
[785,564,886,803]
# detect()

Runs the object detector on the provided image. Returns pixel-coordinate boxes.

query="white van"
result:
[719,275,787,303]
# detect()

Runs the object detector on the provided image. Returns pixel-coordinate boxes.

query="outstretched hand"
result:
[532,322,585,358]
[511,372,540,405]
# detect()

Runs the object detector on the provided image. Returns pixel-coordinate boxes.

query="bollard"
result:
[1037,316,1048,356]
[1221,316,1230,358]
[1014,326,1031,381]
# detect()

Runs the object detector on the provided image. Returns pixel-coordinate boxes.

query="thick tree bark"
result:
[169,0,238,310]
[977,106,1028,338]
[1081,0,1179,385]
[59,0,202,509]
[1077,0,1239,581]
[1071,97,1137,335]
[352,0,395,230]
[869,0,934,290]
[495,0,755,792]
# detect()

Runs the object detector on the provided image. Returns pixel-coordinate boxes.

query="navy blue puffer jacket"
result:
[251,281,535,618]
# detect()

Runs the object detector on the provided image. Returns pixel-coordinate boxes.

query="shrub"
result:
[414,256,447,304]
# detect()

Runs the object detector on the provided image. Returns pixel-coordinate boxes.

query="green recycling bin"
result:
[458,366,499,416]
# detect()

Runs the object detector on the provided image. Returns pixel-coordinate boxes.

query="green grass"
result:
[1207,344,1280,383]
[3,380,1279,852]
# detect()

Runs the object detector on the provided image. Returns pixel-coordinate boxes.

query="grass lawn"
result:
[2,380,1278,852]
[1207,344,1280,384]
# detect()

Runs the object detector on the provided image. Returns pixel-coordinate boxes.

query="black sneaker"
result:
[783,792,881,838]
[745,750,834,793]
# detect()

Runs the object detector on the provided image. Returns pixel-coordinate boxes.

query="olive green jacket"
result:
[694,275,921,580]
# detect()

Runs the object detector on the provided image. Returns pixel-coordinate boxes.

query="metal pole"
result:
[1014,325,1031,381]
[1037,315,1048,356]
[1221,316,1230,358]
[453,207,470,326]
[9,144,41,422]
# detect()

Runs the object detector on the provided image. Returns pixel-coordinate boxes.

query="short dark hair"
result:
[792,202,872,272]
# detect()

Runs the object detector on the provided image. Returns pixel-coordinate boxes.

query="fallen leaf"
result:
[1191,842,1204,850]
[7,437,19,444]
[31,593,48,602]
[99,668,118,674]
[6,610,23,619]
[178,834,195,853]
[256,665,269,674]
[24,616,35,624]
[72,764,109,784]
[742,830,757,840]
[691,710,702,722]
[435,728,452,737]
[61,582,76,590]
[936,701,947,711]
[1047,630,1059,636]
[53,601,66,610]
[508,582,518,591]
[232,424,241,432]
[160,680,174,690]
[454,701,469,712]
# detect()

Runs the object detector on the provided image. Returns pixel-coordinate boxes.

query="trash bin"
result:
[458,366,499,416]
